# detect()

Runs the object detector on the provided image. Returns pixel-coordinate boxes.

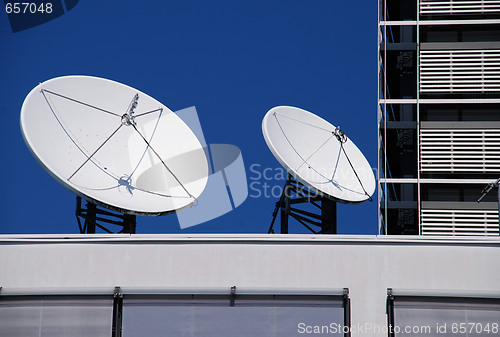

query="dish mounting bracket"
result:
[267,173,337,234]
[76,196,137,234]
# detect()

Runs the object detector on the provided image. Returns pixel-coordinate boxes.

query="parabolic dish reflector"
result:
[262,106,375,204]
[21,76,209,215]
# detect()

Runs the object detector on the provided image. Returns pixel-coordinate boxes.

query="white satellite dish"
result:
[262,106,375,204]
[20,75,209,215]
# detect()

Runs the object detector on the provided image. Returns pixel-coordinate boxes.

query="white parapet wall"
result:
[0,234,499,336]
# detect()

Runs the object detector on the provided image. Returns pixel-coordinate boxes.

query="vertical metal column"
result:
[112,287,123,337]
[416,0,422,236]
[280,173,292,234]
[343,288,351,337]
[321,198,337,234]
[123,214,137,234]
[85,202,97,234]
[497,186,500,230]
[383,0,388,235]
[386,288,395,337]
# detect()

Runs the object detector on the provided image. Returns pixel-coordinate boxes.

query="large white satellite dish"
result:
[262,106,375,204]
[21,75,209,215]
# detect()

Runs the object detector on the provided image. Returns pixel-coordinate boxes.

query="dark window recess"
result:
[421,25,500,42]
[421,104,500,121]
[384,0,417,21]
[383,25,417,44]
[422,171,500,180]
[382,51,417,99]
[381,183,418,235]
[421,11,500,21]
[384,104,416,122]
[420,91,500,100]
[422,184,497,202]
[383,129,418,178]
[387,183,418,203]
[385,208,419,235]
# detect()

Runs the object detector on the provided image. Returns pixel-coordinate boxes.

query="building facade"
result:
[0,234,499,337]
[378,0,500,235]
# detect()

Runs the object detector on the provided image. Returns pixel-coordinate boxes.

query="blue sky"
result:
[0,1,378,234]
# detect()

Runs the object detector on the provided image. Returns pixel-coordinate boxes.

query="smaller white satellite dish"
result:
[262,106,375,204]
[20,76,209,215]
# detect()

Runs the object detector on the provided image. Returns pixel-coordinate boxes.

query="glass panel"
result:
[0,296,113,337]
[382,50,417,99]
[421,104,500,122]
[385,104,417,122]
[385,0,417,21]
[384,26,417,44]
[422,184,497,202]
[421,25,500,42]
[122,295,345,337]
[381,183,419,235]
[383,128,417,178]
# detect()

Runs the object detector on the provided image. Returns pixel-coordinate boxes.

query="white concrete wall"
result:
[1,234,499,336]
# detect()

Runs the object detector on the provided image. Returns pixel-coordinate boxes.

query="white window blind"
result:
[392,296,500,336]
[0,295,113,337]
[122,295,345,337]
[421,209,499,236]
[420,0,500,16]
[420,129,500,172]
[420,50,500,93]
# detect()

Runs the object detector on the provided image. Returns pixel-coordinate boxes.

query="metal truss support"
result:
[268,173,337,234]
[76,196,137,234]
